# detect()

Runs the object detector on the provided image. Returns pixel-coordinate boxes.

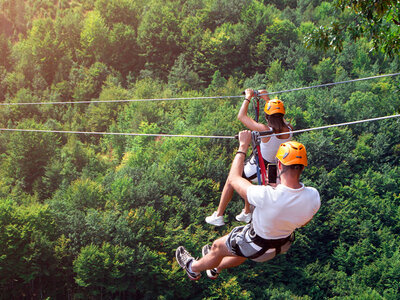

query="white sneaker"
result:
[205,211,225,226]
[175,246,201,281]
[235,210,252,223]
[202,244,219,279]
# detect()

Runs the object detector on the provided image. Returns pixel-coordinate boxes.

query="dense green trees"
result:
[0,199,62,298]
[306,0,400,56]
[0,0,399,299]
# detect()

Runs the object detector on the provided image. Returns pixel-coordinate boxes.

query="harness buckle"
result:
[251,131,261,149]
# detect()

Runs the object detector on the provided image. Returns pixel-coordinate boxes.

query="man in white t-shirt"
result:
[176,130,321,280]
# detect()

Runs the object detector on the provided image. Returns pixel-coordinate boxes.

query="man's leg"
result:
[216,256,247,272]
[191,235,241,273]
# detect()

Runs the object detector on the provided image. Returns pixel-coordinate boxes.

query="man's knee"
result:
[211,239,223,251]
[211,236,229,255]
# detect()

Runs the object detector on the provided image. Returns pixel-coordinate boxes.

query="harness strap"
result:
[247,225,294,260]
[254,148,262,185]
[256,144,267,185]
[252,131,268,185]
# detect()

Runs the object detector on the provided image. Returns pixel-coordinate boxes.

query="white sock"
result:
[188,260,200,275]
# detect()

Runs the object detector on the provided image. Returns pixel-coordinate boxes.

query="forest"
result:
[0,0,399,299]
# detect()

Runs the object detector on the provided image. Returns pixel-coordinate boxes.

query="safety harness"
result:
[251,131,268,185]
[247,224,294,259]
[230,224,295,260]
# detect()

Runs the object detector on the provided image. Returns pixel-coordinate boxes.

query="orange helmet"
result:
[276,141,308,166]
[264,99,285,115]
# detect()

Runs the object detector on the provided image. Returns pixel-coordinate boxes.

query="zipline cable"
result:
[271,113,400,137]
[0,128,234,139]
[266,72,400,96]
[1,114,399,138]
[0,73,398,106]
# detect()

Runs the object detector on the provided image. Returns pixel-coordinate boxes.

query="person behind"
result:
[176,130,320,280]
[205,88,293,226]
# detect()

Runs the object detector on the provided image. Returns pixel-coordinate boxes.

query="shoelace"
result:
[180,248,189,261]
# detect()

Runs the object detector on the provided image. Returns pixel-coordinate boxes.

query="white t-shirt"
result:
[247,183,321,239]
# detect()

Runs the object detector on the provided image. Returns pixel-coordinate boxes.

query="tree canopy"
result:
[0,0,399,299]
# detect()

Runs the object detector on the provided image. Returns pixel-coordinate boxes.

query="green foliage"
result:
[254,17,298,68]
[0,199,63,298]
[305,0,400,56]
[59,178,105,211]
[95,0,143,27]
[313,57,335,83]
[208,276,253,299]
[168,53,203,93]
[0,0,400,299]
[79,10,109,64]
[267,60,284,85]
[195,22,253,80]
[73,243,134,296]
[205,70,228,95]
[2,119,60,195]
[0,34,11,71]
[137,0,184,79]
[70,61,116,101]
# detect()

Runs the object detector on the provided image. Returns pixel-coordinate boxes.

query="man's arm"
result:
[227,130,254,201]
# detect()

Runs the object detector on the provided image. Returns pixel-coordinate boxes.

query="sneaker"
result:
[205,211,225,226]
[202,244,219,280]
[235,209,252,223]
[175,246,201,281]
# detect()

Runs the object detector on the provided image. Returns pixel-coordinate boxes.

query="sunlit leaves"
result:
[306,0,400,56]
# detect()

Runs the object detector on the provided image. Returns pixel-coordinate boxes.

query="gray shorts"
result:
[225,224,294,262]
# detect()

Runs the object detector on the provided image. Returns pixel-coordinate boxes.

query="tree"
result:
[106,22,142,77]
[3,119,60,195]
[137,0,184,79]
[313,57,335,83]
[202,0,251,31]
[253,17,298,69]
[194,22,252,80]
[53,8,83,65]
[0,34,11,70]
[0,0,27,35]
[0,199,62,298]
[94,0,143,27]
[305,0,400,56]
[79,10,109,64]
[21,17,64,85]
[73,242,170,299]
[205,70,228,94]
[267,59,284,84]
[168,53,203,93]
[69,62,115,101]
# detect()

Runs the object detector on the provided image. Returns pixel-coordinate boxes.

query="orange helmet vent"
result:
[276,141,308,166]
[264,99,285,115]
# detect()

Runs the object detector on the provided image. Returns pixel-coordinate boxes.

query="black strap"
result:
[242,153,270,181]
[248,226,294,259]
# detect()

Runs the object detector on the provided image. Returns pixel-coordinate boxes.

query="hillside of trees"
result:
[0,0,399,299]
